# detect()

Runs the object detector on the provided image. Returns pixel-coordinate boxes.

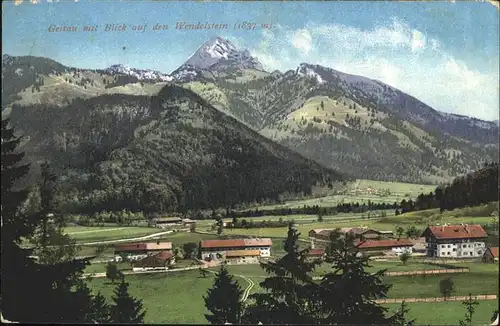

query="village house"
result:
[225,250,261,264]
[421,224,487,258]
[306,248,326,260]
[182,218,197,226]
[309,227,391,242]
[114,241,173,262]
[221,219,233,227]
[151,217,183,228]
[199,238,272,263]
[483,247,499,263]
[355,239,414,256]
[132,251,176,271]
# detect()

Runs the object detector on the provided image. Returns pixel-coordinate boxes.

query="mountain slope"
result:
[3,38,498,185]
[7,85,344,213]
[186,61,498,183]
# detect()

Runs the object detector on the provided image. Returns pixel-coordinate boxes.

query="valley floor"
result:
[65,181,499,325]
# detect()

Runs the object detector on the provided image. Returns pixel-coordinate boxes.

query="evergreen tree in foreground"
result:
[28,162,78,264]
[458,293,479,326]
[316,229,397,324]
[204,264,244,324]
[244,223,322,324]
[110,277,146,323]
[1,118,95,322]
[87,292,111,323]
[1,117,39,320]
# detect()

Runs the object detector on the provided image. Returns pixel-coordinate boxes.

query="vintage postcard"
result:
[1,0,499,325]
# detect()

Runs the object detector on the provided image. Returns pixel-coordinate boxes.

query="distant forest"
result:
[398,163,499,214]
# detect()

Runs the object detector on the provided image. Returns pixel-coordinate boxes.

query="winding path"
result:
[77,230,174,246]
[204,268,255,302]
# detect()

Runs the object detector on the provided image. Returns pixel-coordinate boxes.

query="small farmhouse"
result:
[483,247,499,263]
[309,227,389,242]
[355,239,414,256]
[152,217,183,228]
[421,224,487,258]
[306,248,326,260]
[309,228,336,241]
[133,251,176,271]
[225,250,261,264]
[200,238,272,263]
[182,218,197,226]
[114,241,173,261]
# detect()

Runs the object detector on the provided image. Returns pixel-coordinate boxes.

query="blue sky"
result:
[2,0,499,121]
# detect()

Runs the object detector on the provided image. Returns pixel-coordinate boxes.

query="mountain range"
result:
[2,36,499,212]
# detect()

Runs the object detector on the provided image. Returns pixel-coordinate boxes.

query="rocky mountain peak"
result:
[176,36,263,74]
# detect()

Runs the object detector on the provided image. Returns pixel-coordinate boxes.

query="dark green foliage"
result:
[244,224,322,324]
[2,119,99,322]
[439,278,454,300]
[1,118,34,246]
[9,86,343,215]
[391,301,416,326]
[395,226,404,239]
[458,293,479,326]
[405,225,421,239]
[87,292,111,323]
[203,265,244,324]
[403,163,499,213]
[109,277,146,323]
[106,262,123,284]
[399,252,411,265]
[182,242,199,259]
[492,309,499,323]
[317,231,393,325]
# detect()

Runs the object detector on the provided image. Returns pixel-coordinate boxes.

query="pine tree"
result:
[203,264,244,324]
[1,118,33,247]
[244,224,322,324]
[28,162,77,264]
[391,301,416,325]
[87,292,111,323]
[316,230,395,324]
[458,293,479,326]
[1,118,37,320]
[1,119,96,322]
[110,277,146,323]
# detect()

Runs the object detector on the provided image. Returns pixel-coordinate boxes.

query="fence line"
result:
[375,294,497,304]
[384,268,469,276]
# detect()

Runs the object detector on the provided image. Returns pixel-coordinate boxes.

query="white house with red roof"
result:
[199,238,272,261]
[421,224,487,258]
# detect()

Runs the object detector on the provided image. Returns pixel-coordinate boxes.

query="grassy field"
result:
[65,226,161,243]
[384,263,499,299]
[87,271,215,324]
[87,260,499,324]
[383,300,498,325]
[251,179,438,210]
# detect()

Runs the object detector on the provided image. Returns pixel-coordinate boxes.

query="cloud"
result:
[291,29,313,54]
[248,18,499,121]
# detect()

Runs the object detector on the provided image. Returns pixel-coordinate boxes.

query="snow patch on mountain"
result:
[171,65,199,81]
[176,36,263,73]
[296,64,325,84]
[105,64,173,82]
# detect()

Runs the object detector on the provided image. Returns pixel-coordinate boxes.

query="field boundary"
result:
[375,294,497,304]
[384,268,469,276]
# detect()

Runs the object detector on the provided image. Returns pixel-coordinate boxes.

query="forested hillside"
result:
[399,163,499,213]
[7,85,344,214]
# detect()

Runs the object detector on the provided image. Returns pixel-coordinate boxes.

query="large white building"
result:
[200,238,272,263]
[421,224,487,258]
